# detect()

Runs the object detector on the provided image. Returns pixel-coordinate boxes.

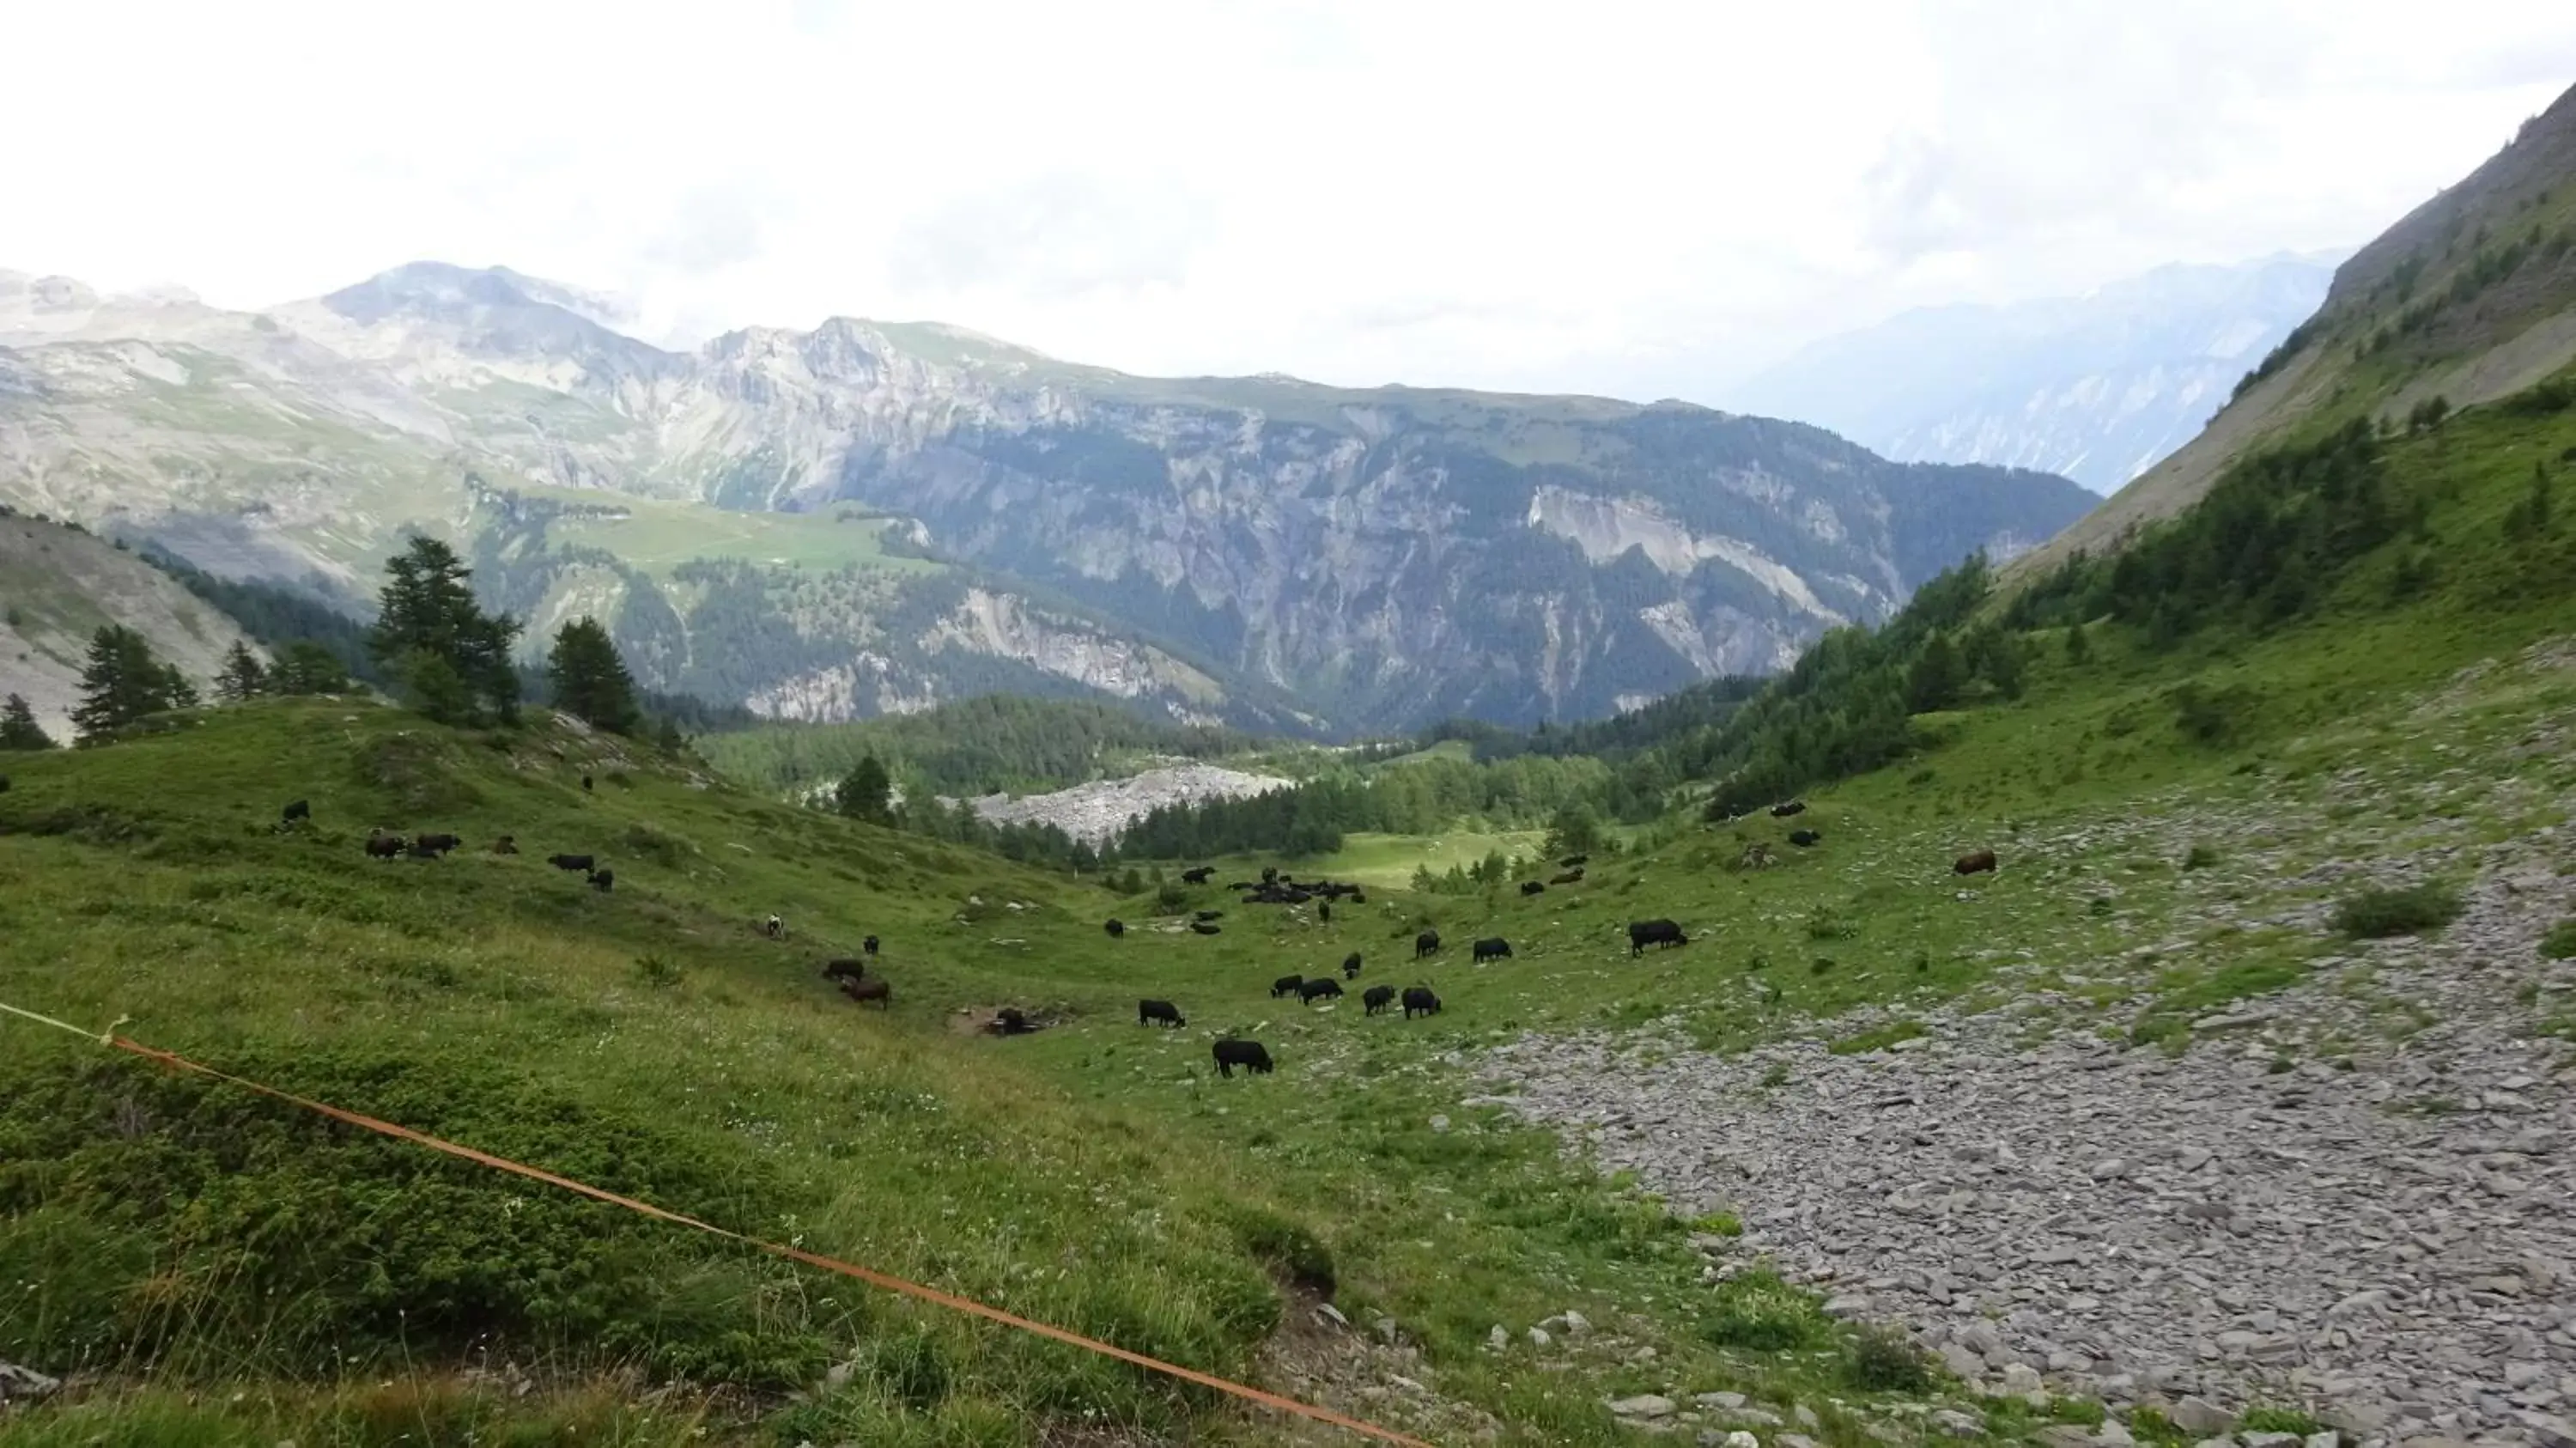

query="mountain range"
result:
[0,264,2095,733]
[1730,252,2344,492]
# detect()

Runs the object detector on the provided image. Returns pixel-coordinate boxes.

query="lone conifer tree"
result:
[0,693,56,750]
[546,617,641,734]
[369,535,521,722]
[835,756,892,820]
[70,625,184,742]
[214,641,267,702]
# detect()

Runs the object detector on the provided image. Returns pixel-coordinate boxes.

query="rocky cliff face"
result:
[0,261,2099,732]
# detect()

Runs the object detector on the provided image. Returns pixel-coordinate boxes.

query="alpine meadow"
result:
[4,36,2576,1448]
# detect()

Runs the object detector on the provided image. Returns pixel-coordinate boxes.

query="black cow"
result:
[366,833,406,860]
[1104,918,1126,937]
[581,775,594,793]
[1194,909,1224,922]
[1271,974,1305,999]
[991,1007,1036,1036]
[1190,921,1222,936]
[0,776,9,794]
[1520,880,1546,896]
[587,868,614,892]
[1472,937,1512,964]
[549,854,595,872]
[1364,983,1396,1014]
[1955,849,1999,875]
[1788,829,1821,848]
[1402,986,1442,1019]
[413,833,460,857]
[406,838,442,860]
[282,799,310,824]
[823,958,866,983]
[1558,854,1589,867]
[1414,930,1441,959]
[1299,977,1344,1005]
[1318,901,1331,922]
[1550,868,1585,885]
[1213,1039,1273,1078]
[1628,919,1686,956]
[1341,952,1363,979]
[1351,889,1367,905]
[1139,999,1185,1028]
[863,935,880,956]
[1771,800,1807,818]
[1181,866,1214,885]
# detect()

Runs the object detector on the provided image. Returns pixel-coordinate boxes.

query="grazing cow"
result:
[1955,849,1999,876]
[840,976,892,1009]
[282,799,310,824]
[822,958,866,983]
[1194,909,1224,922]
[1104,918,1126,937]
[406,838,442,861]
[1271,974,1304,999]
[1299,977,1344,1005]
[1788,829,1821,848]
[548,854,595,872]
[366,833,406,860]
[1139,998,1185,1028]
[490,835,519,854]
[1212,1039,1273,1078]
[1401,986,1442,1019]
[1190,921,1222,936]
[587,868,614,892]
[1364,983,1396,1014]
[1549,868,1584,885]
[1628,919,1686,956]
[1558,854,1588,867]
[863,935,880,956]
[1472,936,1512,964]
[1771,800,1807,818]
[1520,879,1546,896]
[0,776,9,794]
[1351,889,1367,905]
[764,915,784,940]
[1180,866,1214,885]
[1317,901,1331,922]
[990,1007,1036,1036]
[413,833,460,856]
[581,775,593,793]
[1414,930,1442,959]
[1341,952,1363,979]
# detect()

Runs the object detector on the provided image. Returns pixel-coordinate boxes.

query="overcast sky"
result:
[3,2,2571,399]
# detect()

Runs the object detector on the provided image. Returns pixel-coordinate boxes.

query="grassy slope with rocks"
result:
[0,509,259,740]
[0,697,2011,1448]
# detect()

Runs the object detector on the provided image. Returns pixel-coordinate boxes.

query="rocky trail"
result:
[1473,688,2576,1446]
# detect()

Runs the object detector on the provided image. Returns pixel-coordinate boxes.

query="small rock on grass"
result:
[1610,1394,1679,1419]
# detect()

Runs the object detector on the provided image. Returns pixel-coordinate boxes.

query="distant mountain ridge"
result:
[0,260,2097,733]
[1734,253,2344,491]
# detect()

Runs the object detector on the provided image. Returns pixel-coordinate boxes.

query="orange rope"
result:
[0,1003,1434,1448]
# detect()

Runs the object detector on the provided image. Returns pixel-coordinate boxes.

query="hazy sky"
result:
[4,2,2571,399]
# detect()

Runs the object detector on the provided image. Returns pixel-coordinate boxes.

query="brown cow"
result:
[1954,849,1998,876]
[839,976,892,1009]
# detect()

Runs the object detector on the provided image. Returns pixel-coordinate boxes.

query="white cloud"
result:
[0,0,2568,399]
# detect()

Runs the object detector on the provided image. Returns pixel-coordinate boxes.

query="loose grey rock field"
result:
[1475,694,2576,1446]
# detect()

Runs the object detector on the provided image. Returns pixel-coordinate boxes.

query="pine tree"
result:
[1904,633,1965,714]
[70,625,181,742]
[270,641,355,696]
[546,617,641,734]
[835,756,892,820]
[369,535,522,721]
[0,693,57,750]
[214,641,267,702]
[160,664,200,711]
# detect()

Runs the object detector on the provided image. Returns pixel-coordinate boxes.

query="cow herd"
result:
[314,789,619,892]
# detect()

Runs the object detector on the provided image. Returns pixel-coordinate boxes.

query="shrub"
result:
[1153,879,1191,914]
[1699,1275,1828,1352]
[2542,920,2576,960]
[1845,1323,1932,1390]
[634,953,683,989]
[620,821,689,868]
[2239,1407,2326,1437]
[1226,1207,1335,1298]
[2333,884,2464,939]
